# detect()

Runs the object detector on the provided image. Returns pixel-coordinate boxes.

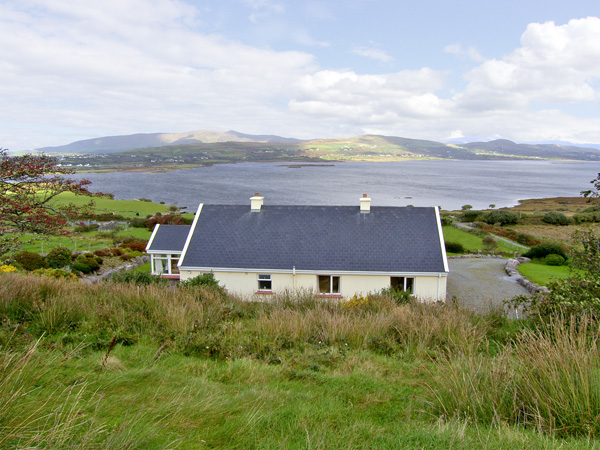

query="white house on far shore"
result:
[147,194,449,302]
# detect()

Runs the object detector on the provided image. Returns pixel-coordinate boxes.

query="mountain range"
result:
[37,130,600,162]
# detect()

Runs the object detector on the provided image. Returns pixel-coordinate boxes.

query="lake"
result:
[73,160,599,211]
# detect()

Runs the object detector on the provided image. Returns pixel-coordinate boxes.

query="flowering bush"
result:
[32,267,77,280]
[0,264,18,272]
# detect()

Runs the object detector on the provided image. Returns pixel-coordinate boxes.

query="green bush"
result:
[523,243,568,261]
[46,246,73,269]
[544,254,566,266]
[12,251,48,271]
[379,287,412,305]
[460,210,481,222]
[573,211,600,223]
[542,211,570,225]
[71,261,92,274]
[445,241,465,253]
[181,273,225,296]
[483,210,519,226]
[76,256,99,272]
[110,270,167,285]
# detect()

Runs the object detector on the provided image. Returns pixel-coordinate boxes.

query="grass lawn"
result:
[517,262,575,286]
[16,227,152,254]
[442,225,524,255]
[49,191,172,218]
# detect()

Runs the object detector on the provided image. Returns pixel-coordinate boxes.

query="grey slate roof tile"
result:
[147,225,191,252]
[179,205,447,273]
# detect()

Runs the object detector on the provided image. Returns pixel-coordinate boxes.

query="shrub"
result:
[0,264,18,272]
[32,267,78,280]
[46,246,73,269]
[129,217,150,228]
[71,261,92,274]
[379,287,412,305]
[110,270,167,285]
[523,243,568,261]
[542,211,570,225]
[120,254,133,261]
[460,210,481,222]
[544,254,566,266]
[482,236,498,251]
[440,216,453,226]
[483,210,519,226]
[76,256,99,272]
[182,272,222,289]
[445,241,465,253]
[121,241,147,252]
[12,251,48,271]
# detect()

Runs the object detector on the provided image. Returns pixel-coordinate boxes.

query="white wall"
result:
[179,270,447,302]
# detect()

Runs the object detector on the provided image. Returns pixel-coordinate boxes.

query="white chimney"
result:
[250,193,264,211]
[360,194,371,213]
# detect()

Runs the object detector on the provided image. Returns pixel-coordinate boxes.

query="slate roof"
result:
[146,224,191,253]
[178,205,447,273]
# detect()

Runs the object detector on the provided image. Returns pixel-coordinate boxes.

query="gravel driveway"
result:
[447,257,530,315]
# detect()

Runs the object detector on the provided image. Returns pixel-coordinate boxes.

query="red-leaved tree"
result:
[0,149,99,255]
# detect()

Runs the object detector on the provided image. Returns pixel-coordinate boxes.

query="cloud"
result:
[241,0,284,23]
[352,46,394,63]
[455,17,600,111]
[2,3,600,150]
[444,43,484,62]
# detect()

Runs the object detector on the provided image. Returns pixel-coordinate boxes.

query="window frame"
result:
[257,274,272,292]
[390,276,414,293]
[317,275,341,295]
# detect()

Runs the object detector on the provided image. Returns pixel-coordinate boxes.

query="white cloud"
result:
[352,46,394,63]
[444,43,484,62]
[2,3,600,150]
[455,17,600,111]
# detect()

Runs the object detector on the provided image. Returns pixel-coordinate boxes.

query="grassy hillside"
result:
[1,274,599,449]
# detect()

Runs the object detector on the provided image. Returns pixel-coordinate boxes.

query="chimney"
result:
[360,194,371,213]
[250,193,264,211]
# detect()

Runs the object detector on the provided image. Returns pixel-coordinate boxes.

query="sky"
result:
[2,0,600,151]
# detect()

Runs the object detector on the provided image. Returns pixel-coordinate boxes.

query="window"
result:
[257,274,272,291]
[390,277,414,293]
[318,275,340,294]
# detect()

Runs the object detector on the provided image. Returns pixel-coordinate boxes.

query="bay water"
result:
[74,160,599,211]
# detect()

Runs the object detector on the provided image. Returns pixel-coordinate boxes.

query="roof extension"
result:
[146,224,191,253]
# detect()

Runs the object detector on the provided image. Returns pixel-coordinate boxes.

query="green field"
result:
[50,191,172,218]
[517,262,575,286]
[442,225,524,254]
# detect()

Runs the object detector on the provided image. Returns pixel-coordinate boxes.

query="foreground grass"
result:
[517,262,574,286]
[1,273,599,449]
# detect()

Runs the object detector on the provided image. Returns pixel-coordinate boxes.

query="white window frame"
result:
[390,276,414,293]
[318,275,341,295]
[151,253,180,275]
[257,274,272,291]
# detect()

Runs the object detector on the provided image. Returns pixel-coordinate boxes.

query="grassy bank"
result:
[1,273,599,449]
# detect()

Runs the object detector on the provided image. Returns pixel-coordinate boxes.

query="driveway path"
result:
[447,258,529,315]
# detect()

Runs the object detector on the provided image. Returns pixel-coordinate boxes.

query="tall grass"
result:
[4,272,599,440]
[426,315,600,437]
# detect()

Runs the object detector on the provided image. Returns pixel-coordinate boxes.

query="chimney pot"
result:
[360,194,371,213]
[250,193,264,211]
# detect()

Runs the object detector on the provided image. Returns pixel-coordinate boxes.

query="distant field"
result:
[50,192,171,218]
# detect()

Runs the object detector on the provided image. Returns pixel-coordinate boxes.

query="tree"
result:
[461,204,473,211]
[0,149,97,255]
[581,172,600,199]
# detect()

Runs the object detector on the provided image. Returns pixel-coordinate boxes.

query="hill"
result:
[37,130,304,154]
[42,131,600,171]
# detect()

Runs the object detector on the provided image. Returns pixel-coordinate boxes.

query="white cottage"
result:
[149,195,449,301]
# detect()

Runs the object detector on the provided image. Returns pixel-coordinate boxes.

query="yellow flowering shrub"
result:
[0,264,18,273]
